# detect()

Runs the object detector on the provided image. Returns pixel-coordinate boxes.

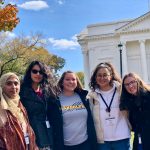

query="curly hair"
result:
[89,62,121,90]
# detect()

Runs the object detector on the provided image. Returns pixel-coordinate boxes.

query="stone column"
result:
[139,40,148,82]
[82,50,90,89]
[122,41,128,76]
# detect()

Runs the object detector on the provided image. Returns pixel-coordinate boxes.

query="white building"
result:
[77,11,150,89]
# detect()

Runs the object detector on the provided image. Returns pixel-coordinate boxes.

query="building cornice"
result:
[116,28,150,35]
[78,33,118,43]
[78,28,150,45]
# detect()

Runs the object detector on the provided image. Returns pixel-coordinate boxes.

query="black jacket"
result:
[47,89,98,150]
[20,86,53,148]
[122,91,150,150]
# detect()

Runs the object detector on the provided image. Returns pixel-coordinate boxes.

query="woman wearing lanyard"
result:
[88,62,130,150]
[49,71,98,150]
[0,72,38,150]
[20,61,55,150]
[120,73,150,150]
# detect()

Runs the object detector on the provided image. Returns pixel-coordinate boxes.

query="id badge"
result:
[24,134,30,144]
[105,117,115,126]
[138,135,142,144]
[46,120,50,128]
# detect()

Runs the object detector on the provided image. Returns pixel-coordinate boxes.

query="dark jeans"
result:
[98,138,130,150]
[138,144,142,150]
[64,140,90,150]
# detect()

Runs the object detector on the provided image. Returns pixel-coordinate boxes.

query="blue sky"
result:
[4,0,150,73]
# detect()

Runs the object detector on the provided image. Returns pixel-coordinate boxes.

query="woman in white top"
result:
[88,62,130,150]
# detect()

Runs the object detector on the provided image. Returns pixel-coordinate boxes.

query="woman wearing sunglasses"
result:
[20,61,56,150]
[120,73,150,150]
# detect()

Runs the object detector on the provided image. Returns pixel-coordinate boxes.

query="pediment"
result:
[116,11,150,33]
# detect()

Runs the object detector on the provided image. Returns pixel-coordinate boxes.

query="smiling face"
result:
[3,76,20,99]
[31,65,43,84]
[62,73,77,93]
[96,67,112,90]
[124,76,138,95]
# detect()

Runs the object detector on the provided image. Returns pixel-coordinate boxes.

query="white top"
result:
[96,84,130,141]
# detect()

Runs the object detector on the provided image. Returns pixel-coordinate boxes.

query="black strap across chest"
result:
[99,87,117,113]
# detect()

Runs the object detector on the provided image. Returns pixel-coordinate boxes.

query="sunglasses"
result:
[31,69,43,75]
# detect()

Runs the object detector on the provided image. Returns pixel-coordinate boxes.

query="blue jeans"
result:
[98,138,130,150]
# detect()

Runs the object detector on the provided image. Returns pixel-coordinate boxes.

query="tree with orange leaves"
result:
[0,0,19,31]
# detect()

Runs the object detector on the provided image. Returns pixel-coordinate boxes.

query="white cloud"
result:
[18,0,49,11]
[39,38,47,44]
[57,0,65,5]
[0,31,16,38]
[48,35,79,50]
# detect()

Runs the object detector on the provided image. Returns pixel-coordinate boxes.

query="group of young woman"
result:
[0,60,149,150]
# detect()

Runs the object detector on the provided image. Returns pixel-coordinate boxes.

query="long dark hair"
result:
[57,71,83,93]
[89,62,121,90]
[22,61,48,88]
[22,61,57,98]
